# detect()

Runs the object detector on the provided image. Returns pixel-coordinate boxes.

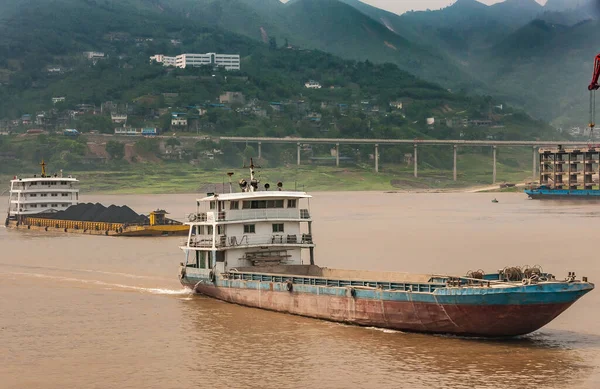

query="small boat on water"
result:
[179,161,594,337]
[4,161,188,236]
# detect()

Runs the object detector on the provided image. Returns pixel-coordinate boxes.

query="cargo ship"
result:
[525,146,600,200]
[179,161,594,337]
[4,161,188,236]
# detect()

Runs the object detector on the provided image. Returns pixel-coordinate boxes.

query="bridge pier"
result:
[453,145,457,181]
[336,143,340,167]
[492,146,497,184]
[532,146,537,181]
[258,142,262,159]
[375,144,379,173]
[297,143,301,166]
[414,144,418,178]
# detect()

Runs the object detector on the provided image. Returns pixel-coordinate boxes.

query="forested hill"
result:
[0,0,553,142]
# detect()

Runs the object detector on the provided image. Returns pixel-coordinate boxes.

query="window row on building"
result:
[150,53,241,70]
[25,203,67,208]
[30,181,70,186]
[28,193,71,197]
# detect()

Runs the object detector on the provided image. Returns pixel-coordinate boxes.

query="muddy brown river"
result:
[1,192,599,389]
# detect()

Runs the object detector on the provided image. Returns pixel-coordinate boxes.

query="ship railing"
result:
[225,209,308,221]
[187,233,314,248]
[191,209,311,222]
[225,271,446,293]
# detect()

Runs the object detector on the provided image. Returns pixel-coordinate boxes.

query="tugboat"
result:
[179,160,594,337]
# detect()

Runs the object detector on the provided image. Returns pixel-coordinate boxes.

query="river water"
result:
[1,192,599,389]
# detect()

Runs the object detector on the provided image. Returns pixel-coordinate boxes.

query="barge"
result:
[179,162,594,337]
[525,146,600,200]
[4,161,188,236]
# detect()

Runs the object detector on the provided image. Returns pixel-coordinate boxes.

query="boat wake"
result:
[1,271,191,295]
[365,326,404,334]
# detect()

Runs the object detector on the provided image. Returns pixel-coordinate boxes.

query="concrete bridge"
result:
[221,137,595,184]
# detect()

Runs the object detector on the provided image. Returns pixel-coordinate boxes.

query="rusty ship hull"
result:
[180,268,593,338]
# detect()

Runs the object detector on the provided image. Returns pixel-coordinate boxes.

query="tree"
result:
[166,137,181,149]
[106,140,125,160]
[269,37,277,50]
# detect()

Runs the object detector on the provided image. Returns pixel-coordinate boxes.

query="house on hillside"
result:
[469,119,492,127]
[52,97,66,104]
[269,102,283,113]
[171,112,188,127]
[304,80,322,89]
[111,113,128,124]
[306,112,322,122]
[219,91,245,105]
[389,101,403,110]
[21,114,32,125]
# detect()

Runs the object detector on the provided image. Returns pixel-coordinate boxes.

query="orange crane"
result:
[588,54,600,132]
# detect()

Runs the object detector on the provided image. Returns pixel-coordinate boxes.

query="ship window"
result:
[31,204,37,208]
[61,181,67,185]
[62,193,68,196]
[287,199,297,208]
[30,194,37,197]
[41,193,47,197]
[217,225,225,235]
[30,182,37,186]
[51,193,58,197]
[41,204,47,207]
[210,201,216,210]
[243,200,267,209]
[244,224,255,234]
[272,223,284,233]
[199,251,207,269]
[51,204,58,207]
[230,201,239,210]
[267,200,284,208]
[207,226,213,235]
[198,226,205,235]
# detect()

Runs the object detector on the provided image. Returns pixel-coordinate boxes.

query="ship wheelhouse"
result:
[181,190,314,276]
[7,162,79,222]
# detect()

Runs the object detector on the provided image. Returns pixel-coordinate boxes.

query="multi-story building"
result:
[150,53,240,71]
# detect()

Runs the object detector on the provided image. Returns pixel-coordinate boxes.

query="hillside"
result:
[475,18,598,127]
[0,0,589,131]
[0,0,555,177]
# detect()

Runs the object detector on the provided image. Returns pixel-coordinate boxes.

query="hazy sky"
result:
[341,0,547,15]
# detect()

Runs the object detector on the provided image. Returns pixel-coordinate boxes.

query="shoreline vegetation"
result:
[1,162,533,195]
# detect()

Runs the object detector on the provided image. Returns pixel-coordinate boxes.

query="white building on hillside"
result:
[150,53,240,71]
[304,80,322,89]
[84,51,105,60]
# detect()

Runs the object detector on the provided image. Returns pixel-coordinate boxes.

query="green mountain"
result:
[0,0,552,145]
[337,0,599,126]
[475,18,599,127]
[2,0,596,130]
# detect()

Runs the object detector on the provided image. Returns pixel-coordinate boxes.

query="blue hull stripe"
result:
[184,275,593,306]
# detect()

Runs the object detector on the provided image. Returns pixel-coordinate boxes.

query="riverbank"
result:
[1,161,533,195]
[1,146,538,194]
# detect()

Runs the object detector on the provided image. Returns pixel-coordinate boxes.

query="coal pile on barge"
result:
[44,203,148,224]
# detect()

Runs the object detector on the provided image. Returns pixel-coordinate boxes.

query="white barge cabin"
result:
[6,161,79,222]
[181,172,314,277]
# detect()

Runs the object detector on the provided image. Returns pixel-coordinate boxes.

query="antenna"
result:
[243,158,261,192]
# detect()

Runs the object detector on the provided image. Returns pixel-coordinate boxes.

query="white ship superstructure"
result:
[6,161,79,222]
[181,162,314,276]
